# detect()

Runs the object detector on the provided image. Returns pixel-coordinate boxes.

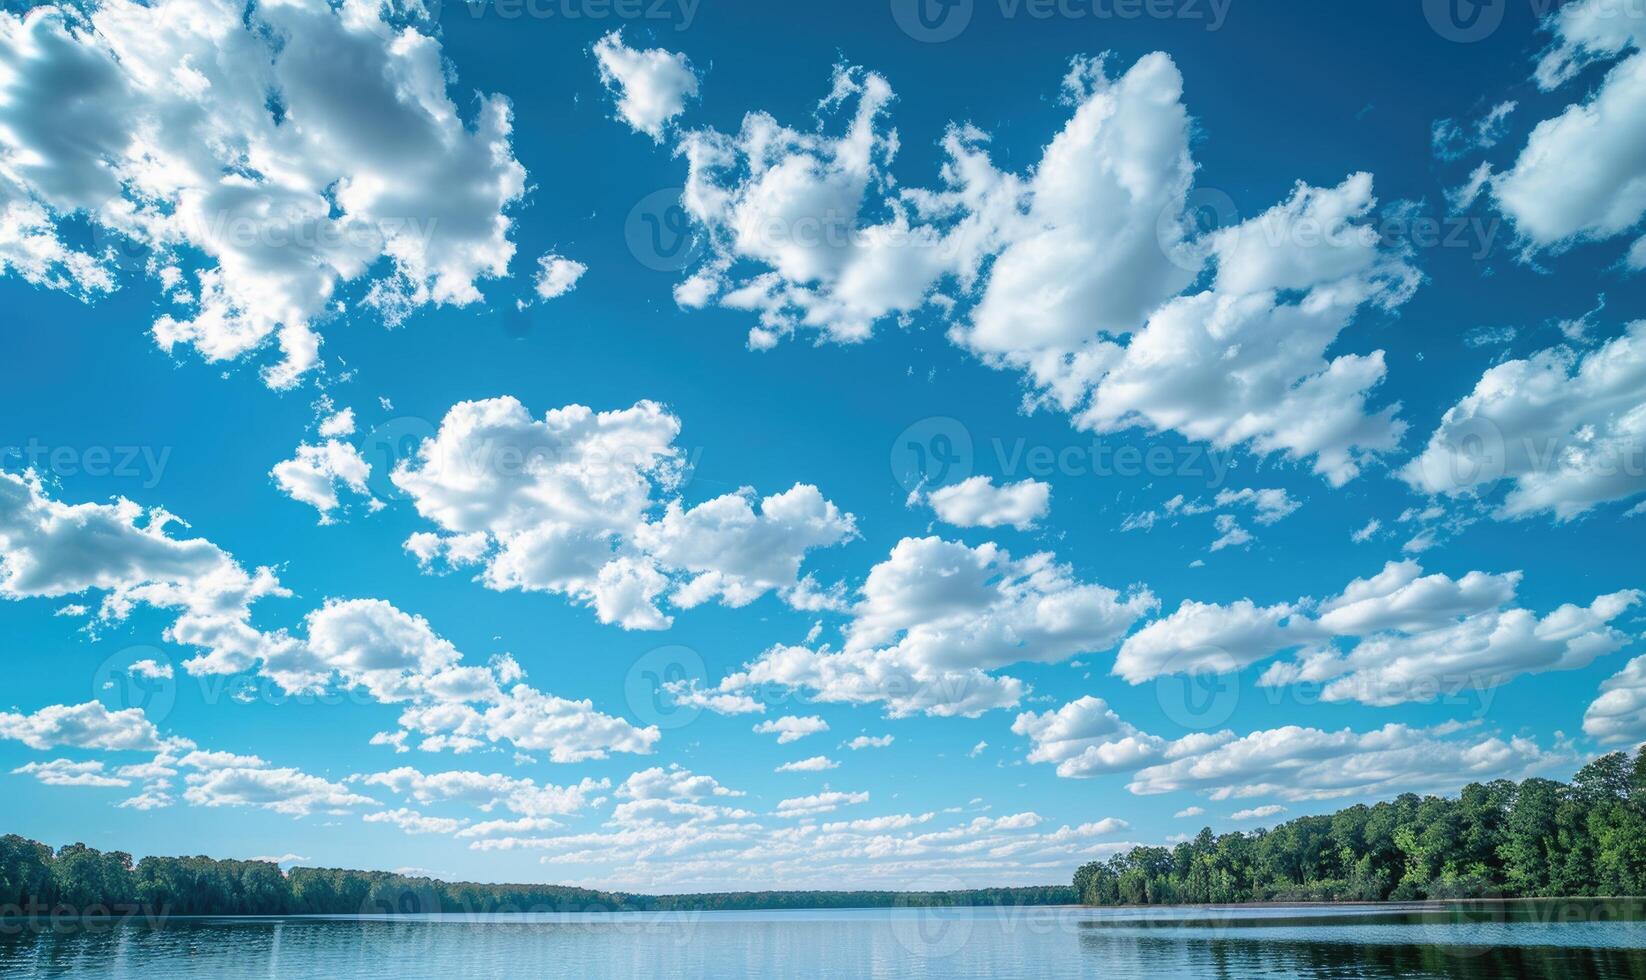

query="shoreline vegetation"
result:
[0,838,1074,917]
[6,748,1645,920]
[1076,748,1646,906]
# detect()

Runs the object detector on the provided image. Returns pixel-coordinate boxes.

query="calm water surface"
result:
[6,901,1646,978]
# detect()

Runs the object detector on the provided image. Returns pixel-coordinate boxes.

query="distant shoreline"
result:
[7,895,1644,923]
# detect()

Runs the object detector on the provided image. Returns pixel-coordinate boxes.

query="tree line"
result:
[1075,748,1646,905]
[0,837,1072,917]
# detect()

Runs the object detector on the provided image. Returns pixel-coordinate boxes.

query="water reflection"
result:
[2,903,1645,979]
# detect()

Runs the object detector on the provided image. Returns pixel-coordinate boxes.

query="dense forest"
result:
[0,837,1072,917]
[1076,748,1646,906]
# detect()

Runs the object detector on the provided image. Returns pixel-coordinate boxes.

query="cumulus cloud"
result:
[1115,599,1301,684]
[360,766,610,816]
[0,471,658,763]
[774,790,869,817]
[618,764,742,801]
[669,64,955,349]
[394,397,854,628]
[392,685,660,763]
[1128,722,1568,802]
[299,598,496,704]
[0,700,163,751]
[716,536,1154,717]
[532,254,587,301]
[642,52,1417,484]
[1489,1,1646,255]
[364,808,469,835]
[1584,655,1646,744]
[593,31,698,141]
[271,435,379,524]
[13,758,130,788]
[1116,560,1639,706]
[915,477,1050,530]
[1011,696,1184,778]
[0,468,292,678]
[753,716,829,744]
[775,755,838,773]
[1403,322,1646,520]
[0,0,527,388]
[636,484,858,611]
[183,766,376,816]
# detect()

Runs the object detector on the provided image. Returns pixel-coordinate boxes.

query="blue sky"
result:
[1,0,1645,891]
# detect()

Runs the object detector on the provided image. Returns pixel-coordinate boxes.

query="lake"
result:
[5,901,1646,978]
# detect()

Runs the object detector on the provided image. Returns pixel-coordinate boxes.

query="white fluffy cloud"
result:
[0,700,163,751]
[753,715,829,744]
[1128,722,1567,802]
[1231,804,1286,821]
[0,469,292,678]
[718,536,1154,717]
[640,51,1417,484]
[300,598,495,704]
[671,65,956,349]
[363,808,470,836]
[1012,697,1179,779]
[774,790,869,817]
[593,31,698,141]
[636,484,857,611]
[1403,322,1646,519]
[957,54,1197,357]
[183,766,377,816]
[532,254,587,301]
[0,471,658,763]
[1584,655,1646,744]
[617,764,742,801]
[271,435,378,524]
[1116,560,1640,707]
[1050,174,1418,487]
[0,0,526,387]
[395,397,854,628]
[361,766,610,816]
[13,758,131,788]
[916,476,1050,531]
[392,684,660,763]
[775,755,838,773]
[1489,1,1646,255]
[1114,599,1300,684]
